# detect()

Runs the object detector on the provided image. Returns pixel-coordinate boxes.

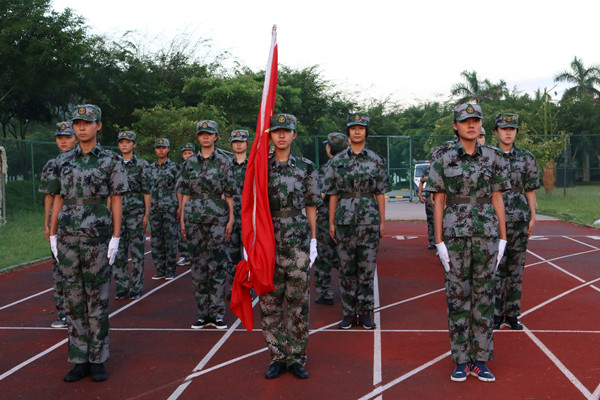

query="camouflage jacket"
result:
[38,157,57,195]
[499,145,540,222]
[120,155,150,215]
[230,156,248,218]
[316,158,333,221]
[146,158,181,212]
[425,142,511,238]
[323,147,389,225]
[177,150,235,225]
[268,153,322,233]
[50,144,129,237]
[421,164,430,197]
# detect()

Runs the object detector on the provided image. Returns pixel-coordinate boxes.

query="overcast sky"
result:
[52,0,599,105]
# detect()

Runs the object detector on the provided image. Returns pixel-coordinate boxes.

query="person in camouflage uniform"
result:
[48,105,128,382]
[39,121,77,328]
[323,113,389,330]
[176,143,196,267]
[226,129,249,297]
[478,127,487,145]
[492,113,540,330]
[425,103,510,383]
[112,131,150,300]
[313,132,347,305]
[178,120,235,330]
[146,138,181,280]
[261,113,320,380]
[417,162,435,249]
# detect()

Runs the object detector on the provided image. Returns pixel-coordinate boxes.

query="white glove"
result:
[242,246,248,261]
[309,238,318,267]
[435,242,450,272]
[107,237,120,265]
[495,239,507,270]
[50,235,58,260]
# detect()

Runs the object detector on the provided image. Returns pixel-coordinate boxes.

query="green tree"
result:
[450,70,507,104]
[554,57,600,100]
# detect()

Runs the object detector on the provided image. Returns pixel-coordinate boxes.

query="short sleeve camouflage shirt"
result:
[323,147,389,225]
[500,145,540,222]
[120,155,150,214]
[425,142,511,238]
[230,156,248,218]
[146,158,181,212]
[38,158,57,195]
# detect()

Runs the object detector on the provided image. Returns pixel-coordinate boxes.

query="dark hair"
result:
[346,125,370,137]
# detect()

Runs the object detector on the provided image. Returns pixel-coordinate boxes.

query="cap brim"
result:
[456,115,482,121]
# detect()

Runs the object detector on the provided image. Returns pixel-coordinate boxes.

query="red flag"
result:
[230,25,278,331]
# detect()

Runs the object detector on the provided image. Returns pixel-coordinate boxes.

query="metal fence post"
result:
[31,142,36,204]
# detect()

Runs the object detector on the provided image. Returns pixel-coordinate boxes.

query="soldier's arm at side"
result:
[417,181,425,203]
[305,205,317,240]
[49,195,64,236]
[491,191,507,241]
[525,190,537,237]
[225,196,234,241]
[328,195,338,243]
[143,194,151,232]
[375,193,385,236]
[111,194,122,238]
[433,192,445,244]
[44,194,53,241]
[180,195,190,239]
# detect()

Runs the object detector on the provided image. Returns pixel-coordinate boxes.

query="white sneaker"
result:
[176,257,188,266]
[51,317,67,328]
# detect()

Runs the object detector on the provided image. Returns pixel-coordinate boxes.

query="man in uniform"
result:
[323,113,389,330]
[48,104,128,382]
[417,158,436,250]
[227,129,249,298]
[146,138,181,280]
[478,127,486,145]
[176,142,196,267]
[112,131,150,300]
[493,113,539,330]
[39,121,77,328]
[426,103,510,382]
[313,132,347,305]
[261,113,320,380]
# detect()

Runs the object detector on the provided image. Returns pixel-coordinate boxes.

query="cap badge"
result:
[466,106,475,114]
[278,115,286,123]
[78,107,86,115]
[506,115,512,122]
[59,123,67,130]
[202,122,208,129]
[354,114,361,121]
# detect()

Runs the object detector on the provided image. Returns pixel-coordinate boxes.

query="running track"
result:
[1,220,599,399]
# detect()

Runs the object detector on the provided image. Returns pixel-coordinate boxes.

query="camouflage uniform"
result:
[421,164,435,247]
[323,137,389,317]
[177,122,235,322]
[49,138,129,364]
[494,114,540,320]
[426,113,511,363]
[146,141,181,279]
[114,132,150,297]
[177,143,196,263]
[260,151,321,366]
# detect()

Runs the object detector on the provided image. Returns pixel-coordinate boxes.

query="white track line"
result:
[563,236,600,250]
[527,250,586,283]
[373,268,382,387]
[525,249,599,269]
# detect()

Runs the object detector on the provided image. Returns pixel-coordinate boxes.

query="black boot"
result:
[90,363,107,382]
[63,363,90,382]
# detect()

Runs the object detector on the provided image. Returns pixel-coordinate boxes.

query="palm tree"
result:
[451,70,507,103]
[554,57,600,100]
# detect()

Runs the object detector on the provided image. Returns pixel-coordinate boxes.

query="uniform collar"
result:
[269,153,297,168]
[346,146,368,158]
[75,143,102,158]
[197,150,217,161]
[455,141,483,158]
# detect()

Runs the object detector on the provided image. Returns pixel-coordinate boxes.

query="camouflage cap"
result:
[181,142,196,152]
[270,114,297,131]
[71,104,101,122]
[324,132,348,154]
[196,120,218,134]
[117,131,136,142]
[55,121,75,136]
[480,127,486,136]
[155,138,170,148]
[230,129,249,142]
[495,113,519,128]
[347,112,370,127]
[453,103,483,121]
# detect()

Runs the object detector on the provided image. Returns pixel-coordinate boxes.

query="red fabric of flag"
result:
[230,25,278,332]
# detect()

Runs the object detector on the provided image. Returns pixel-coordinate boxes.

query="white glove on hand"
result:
[435,242,450,272]
[495,239,507,270]
[50,235,58,260]
[242,246,248,261]
[309,238,318,267]
[107,237,120,265]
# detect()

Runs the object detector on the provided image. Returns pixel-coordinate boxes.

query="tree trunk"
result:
[582,149,590,182]
[543,160,556,192]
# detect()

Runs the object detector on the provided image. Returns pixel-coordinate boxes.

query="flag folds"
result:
[230,25,278,331]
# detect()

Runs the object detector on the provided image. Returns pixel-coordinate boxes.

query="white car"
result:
[413,162,431,192]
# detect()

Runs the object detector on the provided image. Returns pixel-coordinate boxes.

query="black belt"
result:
[190,194,222,200]
[63,198,106,206]
[339,192,373,199]
[271,209,302,218]
[446,197,491,205]
[507,187,523,193]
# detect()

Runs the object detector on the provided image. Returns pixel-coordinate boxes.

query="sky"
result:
[51,0,600,106]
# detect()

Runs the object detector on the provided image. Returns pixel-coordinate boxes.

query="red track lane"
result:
[1,220,599,399]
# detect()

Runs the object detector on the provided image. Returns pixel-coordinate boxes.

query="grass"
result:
[0,209,50,270]
[536,184,600,228]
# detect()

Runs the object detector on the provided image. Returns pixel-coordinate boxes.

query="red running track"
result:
[1,220,599,399]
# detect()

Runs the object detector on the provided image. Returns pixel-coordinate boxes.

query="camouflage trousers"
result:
[149,208,178,277]
[424,195,435,246]
[313,219,339,300]
[186,221,230,320]
[226,217,243,289]
[260,238,310,366]
[51,255,65,319]
[335,224,380,316]
[113,211,145,295]
[445,236,498,364]
[495,221,529,318]
[57,234,111,364]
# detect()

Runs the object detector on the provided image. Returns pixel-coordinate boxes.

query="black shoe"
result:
[63,363,90,382]
[265,361,287,379]
[338,315,355,329]
[428,244,436,249]
[151,273,165,280]
[191,319,207,329]
[359,311,376,329]
[289,362,309,379]
[214,319,227,329]
[165,274,175,280]
[90,363,107,382]
[114,291,128,300]
[504,316,524,330]
[493,315,503,330]
[314,296,334,305]
[129,291,142,299]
